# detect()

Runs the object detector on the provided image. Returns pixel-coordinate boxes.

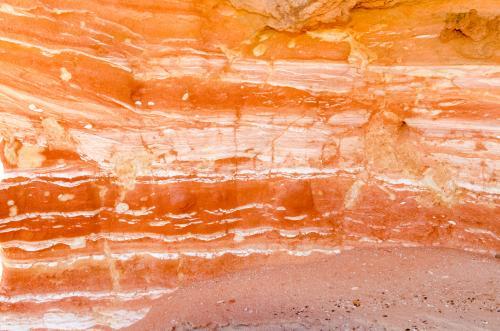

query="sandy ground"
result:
[127,247,499,330]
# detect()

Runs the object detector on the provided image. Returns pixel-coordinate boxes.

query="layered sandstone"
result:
[0,0,498,329]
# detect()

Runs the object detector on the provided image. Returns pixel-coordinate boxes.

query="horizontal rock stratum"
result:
[0,0,498,329]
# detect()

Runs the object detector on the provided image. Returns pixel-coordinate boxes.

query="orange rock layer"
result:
[0,0,498,329]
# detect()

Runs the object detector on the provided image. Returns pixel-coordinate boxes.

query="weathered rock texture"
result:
[0,0,498,329]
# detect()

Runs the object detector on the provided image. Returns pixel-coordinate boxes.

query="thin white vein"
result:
[0,287,175,304]
[0,227,336,251]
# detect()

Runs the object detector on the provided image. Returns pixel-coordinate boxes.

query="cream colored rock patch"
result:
[58,194,75,202]
[344,179,365,209]
[3,138,46,169]
[18,145,46,169]
[41,117,75,151]
[60,67,72,82]
[111,151,154,190]
[307,29,376,69]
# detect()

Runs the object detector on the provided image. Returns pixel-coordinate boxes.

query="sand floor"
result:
[128,247,499,330]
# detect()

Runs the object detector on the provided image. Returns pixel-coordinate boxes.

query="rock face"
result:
[228,0,412,31]
[0,0,498,329]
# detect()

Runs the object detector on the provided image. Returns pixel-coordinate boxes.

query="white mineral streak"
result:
[0,145,4,183]
[344,180,366,209]
[0,247,3,284]
[0,226,336,252]
[0,308,152,330]
[0,288,175,304]
[2,247,347,272]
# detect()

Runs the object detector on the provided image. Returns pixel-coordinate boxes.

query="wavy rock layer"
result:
[0,0,498,329]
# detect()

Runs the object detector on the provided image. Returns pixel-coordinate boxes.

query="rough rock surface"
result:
[229,0,411,31]
[0,0,498,329]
